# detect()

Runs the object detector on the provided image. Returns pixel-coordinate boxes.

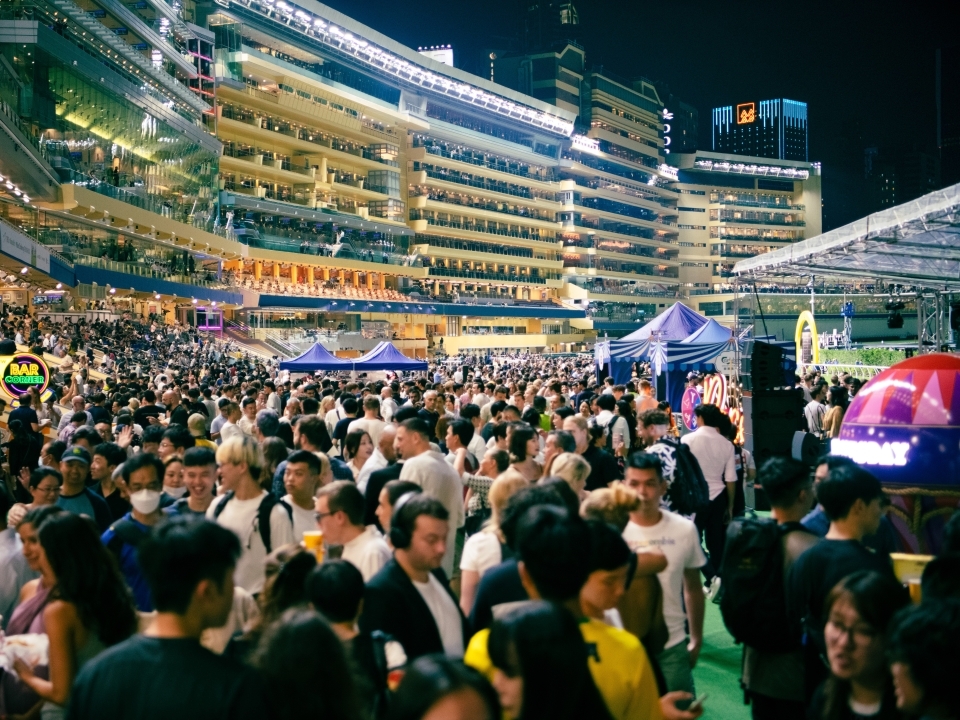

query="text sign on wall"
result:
[1,352,50,399]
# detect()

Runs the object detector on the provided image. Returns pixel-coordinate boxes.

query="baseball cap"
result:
[62,446,91,465]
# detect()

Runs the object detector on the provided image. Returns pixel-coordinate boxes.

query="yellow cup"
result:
[303,530,324,562]
[908,580,922,605]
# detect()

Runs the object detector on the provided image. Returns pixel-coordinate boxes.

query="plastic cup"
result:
[303,530,324,562]
[908,580,922,604]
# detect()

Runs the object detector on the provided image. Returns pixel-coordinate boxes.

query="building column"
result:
[321,267,330,282]
[365,272,373,290]
[273,263,280,279]
[433,280,440,295]
[338,270,345,286]
[352,270,360,287]
[515,285,522,299]
[254,260,262,280]
[378,273,386,290]
[290,265,298,283]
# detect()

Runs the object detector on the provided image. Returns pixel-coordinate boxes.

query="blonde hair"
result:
[216,436,263,478]
[580,482,641,532]
[486,473,530,536]
[320,396,336,413]
[313,451,332,483]
[551,452,591,489]
[563,414,588,432]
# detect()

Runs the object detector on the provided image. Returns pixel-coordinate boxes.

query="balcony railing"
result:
[72,254,228,289]
[220,105,400,167]
[564,174,677,209]
[415,163,555,201]
[414,236,541,260]
[562,237,674,261]
[711,212,806,227]
[413,190,557,223]
[411,213,558,243]
[427,266,554,285]
[413,139,555,182]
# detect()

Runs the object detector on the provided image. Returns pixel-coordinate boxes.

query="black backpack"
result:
[646,438,710,516]
[213,491,292,553]
[719,518,805,653]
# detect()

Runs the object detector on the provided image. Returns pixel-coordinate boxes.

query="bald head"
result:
[379,424,397,462]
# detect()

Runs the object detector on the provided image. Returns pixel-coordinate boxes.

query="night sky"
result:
[319,0,957,231]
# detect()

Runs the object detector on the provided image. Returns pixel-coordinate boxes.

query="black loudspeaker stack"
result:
[742,388,805,511]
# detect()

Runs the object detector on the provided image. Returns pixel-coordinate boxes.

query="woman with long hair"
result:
[616,399,639,453]
[254,608,361,720]
[390,655,498,720]
[823,386,848,439]
[488,601,613,720]
[508,425,542,482]
[343,430,373,480]
[12,511,138,719]
[810,570,909,720]
[259,436,289,491]
[225,544,317,661]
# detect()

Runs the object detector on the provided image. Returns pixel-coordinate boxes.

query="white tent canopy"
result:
[734,182,960,289]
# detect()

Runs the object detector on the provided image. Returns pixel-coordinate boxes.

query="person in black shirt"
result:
[163,390,190,428]
[133,390,162,428]
[90,442,131,522]
[562,415,621,491]
[65,516,268,720]
[333,396,359,456]
[88,393,112,425]
[787,465,896,702]
[8,393,41,434]
[307,560,397,720]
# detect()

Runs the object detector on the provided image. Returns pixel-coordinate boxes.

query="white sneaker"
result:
[706,576,722,603]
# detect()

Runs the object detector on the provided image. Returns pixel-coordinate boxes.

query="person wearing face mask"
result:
[102,453,167,611]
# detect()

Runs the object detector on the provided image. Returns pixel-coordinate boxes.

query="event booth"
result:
[598,303,734,410]
[278,343,349,372]
[350,341,428,372]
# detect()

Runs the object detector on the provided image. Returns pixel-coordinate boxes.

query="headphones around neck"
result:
[388,491,419,550]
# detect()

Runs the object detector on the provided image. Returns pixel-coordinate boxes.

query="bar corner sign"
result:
[1,353,50,399]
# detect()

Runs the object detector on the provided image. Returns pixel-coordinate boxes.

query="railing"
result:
[563,238,674,261]
[413,191,557,223]
[428,267,553,285]
[801,363,887,380]
[565,175,677,209]
[711,213,806,227]
[576,198,677,226]
[243,234,415,265]
[71,254,229,289]
[412,214,558,243]
[414,236,538,260]
[414,140,555,182]
[415,164,552,201]
[710,196,805,211]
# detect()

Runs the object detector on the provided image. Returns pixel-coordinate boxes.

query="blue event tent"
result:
[599,303,734,409]
[278,343,349,372]
[350,341,428,372]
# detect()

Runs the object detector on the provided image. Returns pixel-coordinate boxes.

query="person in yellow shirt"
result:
[464,505,664,720]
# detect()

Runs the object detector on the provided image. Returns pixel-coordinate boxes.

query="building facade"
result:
[0,0,821,352]
[712,99,808,161]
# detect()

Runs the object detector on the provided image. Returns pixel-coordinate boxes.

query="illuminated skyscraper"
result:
[712,99,808,161]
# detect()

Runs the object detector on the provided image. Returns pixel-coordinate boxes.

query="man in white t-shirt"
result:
[282,449,323,540]
[380,386,398,424]
[622,452,706,702]
[348,396,387,447]
[316,481,391,582]
[206,437,295,594]
[396,418,464,577]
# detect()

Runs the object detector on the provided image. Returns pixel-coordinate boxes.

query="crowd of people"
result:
[0,319,957,720]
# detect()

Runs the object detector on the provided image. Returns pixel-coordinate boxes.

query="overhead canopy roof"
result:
[734,183,960,289]
[278,342,348,371]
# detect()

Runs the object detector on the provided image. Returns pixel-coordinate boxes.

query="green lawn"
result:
[692,602,750,719]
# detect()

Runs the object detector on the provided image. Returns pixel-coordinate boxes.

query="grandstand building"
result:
[0,0,820,354]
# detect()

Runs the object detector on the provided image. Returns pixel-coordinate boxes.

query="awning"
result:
[734,182,960,289]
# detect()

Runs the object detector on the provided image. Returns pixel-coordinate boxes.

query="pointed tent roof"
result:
[681,318,732,345]
[351,341,428,371]
[619,302,709,342]
[278,343,349,371]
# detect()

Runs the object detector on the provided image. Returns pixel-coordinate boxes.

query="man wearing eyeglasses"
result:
[315,481,390,582]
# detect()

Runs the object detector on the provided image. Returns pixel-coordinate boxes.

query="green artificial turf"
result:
[692,601,750,719]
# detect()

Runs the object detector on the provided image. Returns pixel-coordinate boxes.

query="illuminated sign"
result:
[831,439,910,467]
[1,353,50,399]
[662,108,673,154]
[736,102,756,124]
[571,134,601,154]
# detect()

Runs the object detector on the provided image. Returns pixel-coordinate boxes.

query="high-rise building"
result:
[712,99,808,161]
[493,43,585,116]
[521,1,581,53]
[654,82,698,154]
